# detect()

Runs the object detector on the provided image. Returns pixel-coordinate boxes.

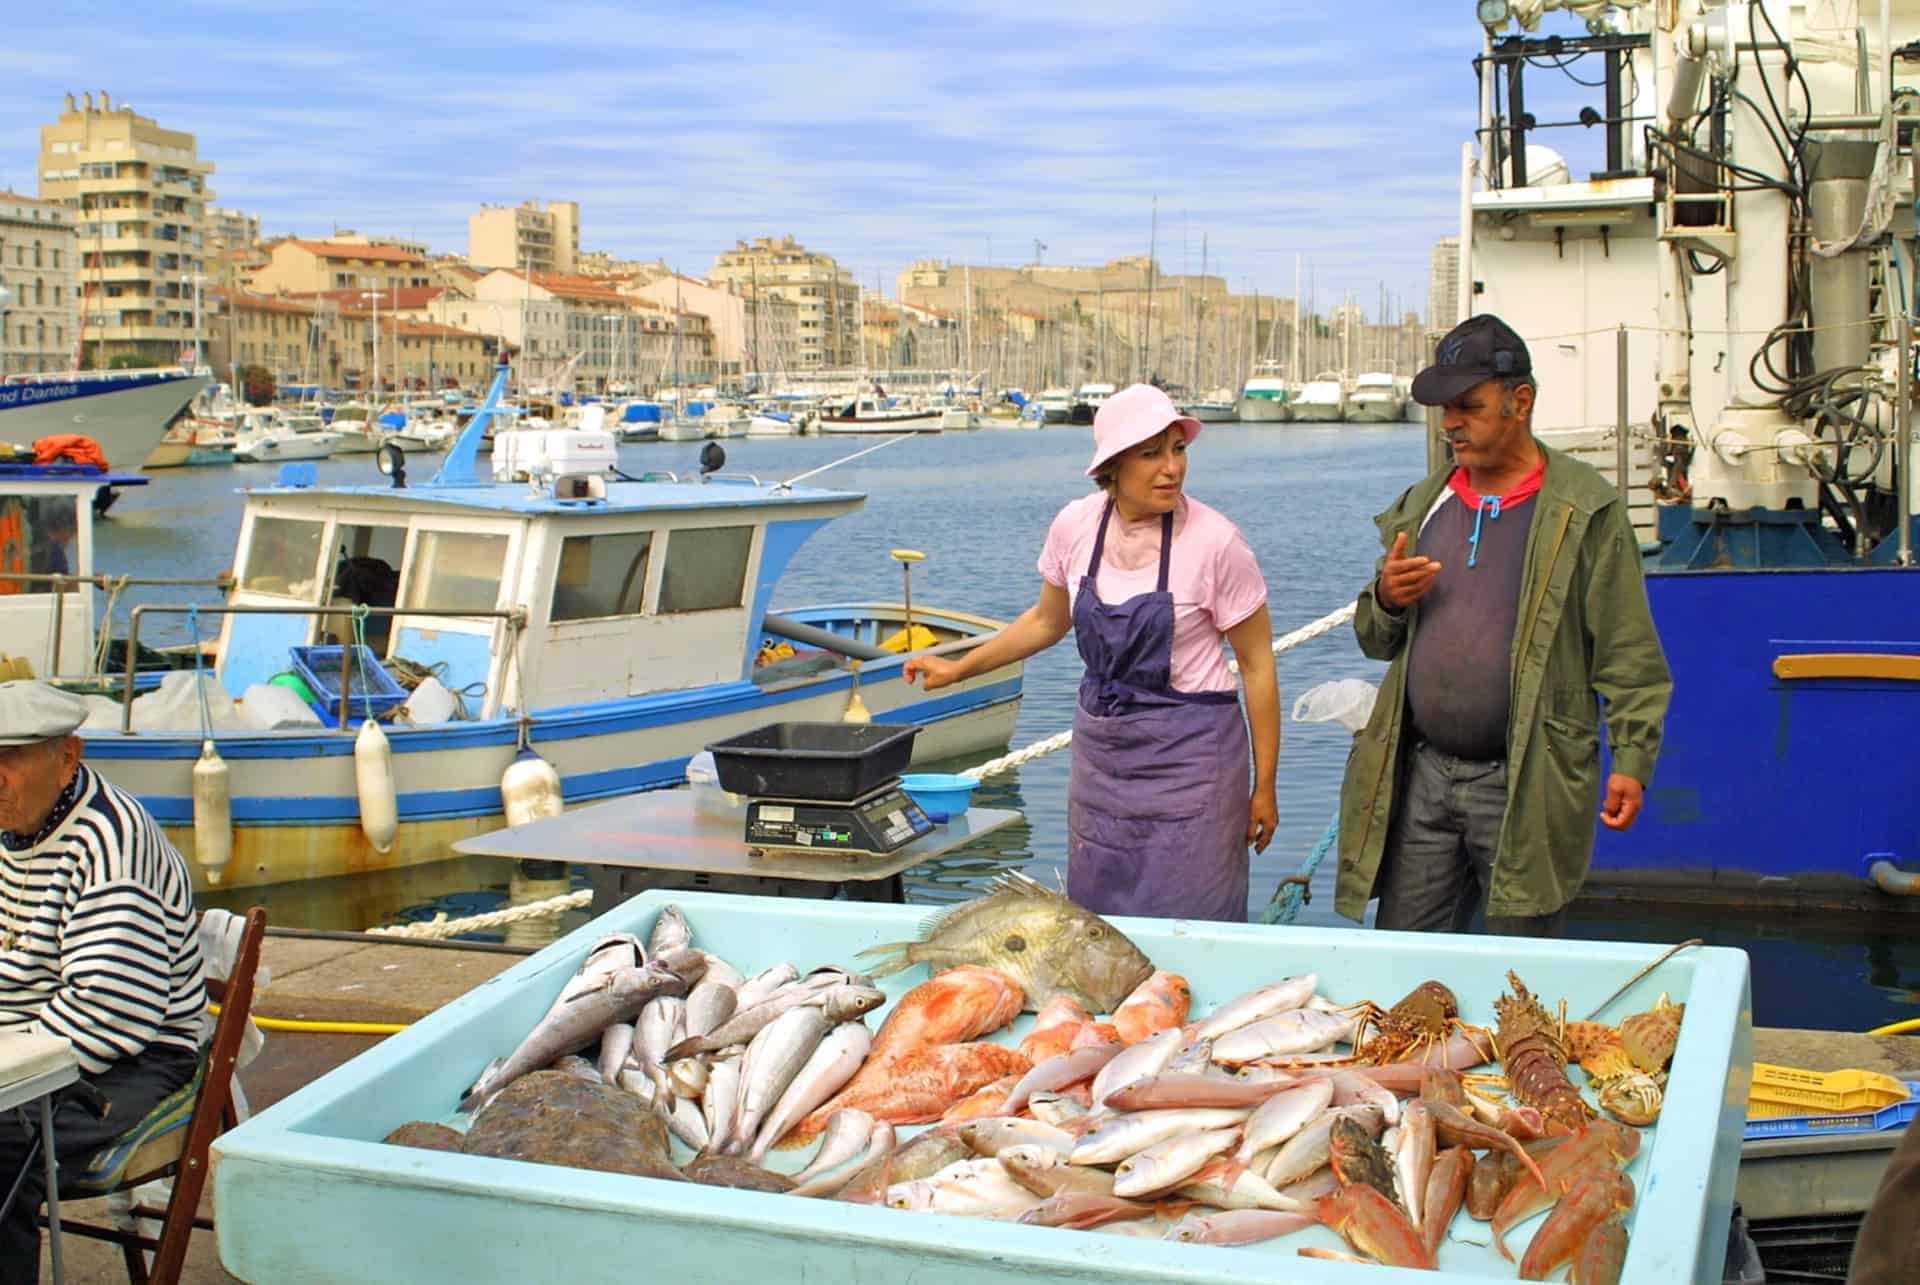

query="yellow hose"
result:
[208,1000,409,1036]
[1868,1017,1920,1037]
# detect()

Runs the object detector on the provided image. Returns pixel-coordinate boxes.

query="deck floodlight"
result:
[377,442,407,489]
[1476,0,1509,27]
[700,442,726,479]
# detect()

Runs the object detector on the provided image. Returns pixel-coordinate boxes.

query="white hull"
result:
[1181,402,1239,423]
[747,416,797,437]
[1345,397,1406,423]
[232,432,341,462]
[0,369,209,470]
[1235,398,1292,423]
[1288,401,1346,422]
[819,416,941,434]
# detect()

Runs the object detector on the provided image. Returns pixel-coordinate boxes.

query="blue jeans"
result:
[1374,739,1568,938]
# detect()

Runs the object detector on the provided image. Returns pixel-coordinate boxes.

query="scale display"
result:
[744,783,934,856]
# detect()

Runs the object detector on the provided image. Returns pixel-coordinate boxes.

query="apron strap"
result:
[1085,496,1115,584]
[1155,509,1173,592]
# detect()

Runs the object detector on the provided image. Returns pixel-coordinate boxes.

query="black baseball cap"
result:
[1410,314,1533,406]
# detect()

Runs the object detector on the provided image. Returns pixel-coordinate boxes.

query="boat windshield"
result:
[0,495,80,590]
[551,531,653,621]
[240,515,326,599]
[656,526,752,614]
[403,530,508,613]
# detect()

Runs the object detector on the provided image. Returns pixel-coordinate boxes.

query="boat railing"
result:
[117,602,529,732]
[1,571,235,682]
[1472,29,1654,190]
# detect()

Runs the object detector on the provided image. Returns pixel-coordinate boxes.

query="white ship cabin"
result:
[215,471,862,716]
[0,467,137,677]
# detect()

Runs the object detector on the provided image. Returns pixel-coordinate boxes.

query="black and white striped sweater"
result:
[0,764,207,1075]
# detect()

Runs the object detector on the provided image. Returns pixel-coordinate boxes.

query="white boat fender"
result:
[501,748,564,828]
[192,739,233,885]
[355,718,399,853]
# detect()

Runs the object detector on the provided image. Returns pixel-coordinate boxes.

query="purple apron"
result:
[1066,499,1252,921]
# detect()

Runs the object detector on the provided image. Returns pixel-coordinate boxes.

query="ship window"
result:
[550,531,651,621]
[404,529,506,613]
[0,496,80,591]
[240,515,326,599]
[657,525,752,614]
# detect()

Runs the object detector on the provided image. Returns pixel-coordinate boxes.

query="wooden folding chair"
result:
[47,906,267,1285]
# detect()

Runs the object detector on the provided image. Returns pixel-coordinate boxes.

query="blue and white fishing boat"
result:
[0,365,209,467]
[3,359,1024,892]
[1448,3,1920,907]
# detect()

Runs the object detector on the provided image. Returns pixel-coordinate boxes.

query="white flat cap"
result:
[0,680,89,747]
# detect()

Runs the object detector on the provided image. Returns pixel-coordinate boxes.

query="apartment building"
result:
[624,272,796,385]
[0,191,80,374]
[709,236,858,370]
[38,91,214,368]
[1428,236,1462,332]
[468,200,579,275]
[206,289,329,385]
[249,239,431,296]
[205,206,260,251]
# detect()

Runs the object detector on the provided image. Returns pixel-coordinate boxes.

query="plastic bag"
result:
[238,683,324,730]
[1290,678,1378,735]
[130,671,249,733]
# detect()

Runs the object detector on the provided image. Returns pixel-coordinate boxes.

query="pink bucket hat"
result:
[1085,384,1203,477]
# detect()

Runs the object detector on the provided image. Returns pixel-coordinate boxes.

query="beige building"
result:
[710,236,858,370]
[1428,236,1462,331]
[207,289,329,385]
[625,272,796,385]
[204,206,260,252]
[248,239,431,296]
[38,90,215,368]
[469,200,579,274]
[0,191,80,374]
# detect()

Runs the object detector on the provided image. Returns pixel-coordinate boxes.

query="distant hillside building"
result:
[469,200,579,274]
[709,236,858,370]
[205,207,261,251]
[1428,236,1461,331]
[38,90,215,368]
[249,239,432,296]
[0,191,79,374]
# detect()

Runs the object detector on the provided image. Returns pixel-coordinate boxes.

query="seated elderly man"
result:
[0,680,206,1285]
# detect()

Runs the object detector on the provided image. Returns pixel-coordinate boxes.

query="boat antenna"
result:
[776,431,918,492]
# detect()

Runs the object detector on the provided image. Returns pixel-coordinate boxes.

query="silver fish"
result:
[460,961,688,1112]
[1212,1009,1354,1066]
[685,978,740,1041]
[1089,1026,1185,1113]
[637,996,685,1098]
[735,962,801,1010]
[701,1058,741,1152]
[596,1021,636,1087]
[1393,1100,1437,1229]
[694,951,745,990]
[729,1006,832,1155]
[1069,1108,1252,1167]
[1000,1146,1117,1199]
[788,1107,877,1186]
[1234,1079,1336,1165]
[1002,1040,1124,1116]
[1166,1209,1316,1246]
[648,904,693,956]
[615,1064,658,1110]
[1263,1103,1384,1188]
[1281,1165,1342,1204]
[1029,1092,1090,1127]
[661,1093,709,1151]
[667,979,879,1060]
[750,1021,873,1162]
[1188,974,1320,1041]
[887,1159,1040,1216]
[1176,1162,1307,1213]
[1165,1036,1216,1076]
[959,1117,1075,1160]
[1112,1126,1242,1199]
[790,1116,892,1198]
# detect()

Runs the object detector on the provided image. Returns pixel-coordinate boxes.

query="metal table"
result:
[455,790,1023,908]
[0,1038,80,1285]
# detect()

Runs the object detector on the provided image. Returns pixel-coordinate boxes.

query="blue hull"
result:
[1593,566,1920,892]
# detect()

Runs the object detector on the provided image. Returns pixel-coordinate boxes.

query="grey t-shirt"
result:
[1405,491,1535,760]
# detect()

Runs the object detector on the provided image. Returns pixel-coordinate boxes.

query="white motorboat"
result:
[1235,372,1293,423]
[1035,388,1075,423]
[1345,372,1406,424]
[1069,382,1116,425]
[1180,399,1239,423]
[819,393,941,433]
[747,410,798,437]
[232,425,341,463]
[1289,375,1347,423]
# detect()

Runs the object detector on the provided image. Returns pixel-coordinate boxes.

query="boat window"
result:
[330,522,407,648]
[404,529,507,613]
[657,525,752,614]
[0,495,80,591]
[550,531,652,621]
[240,515,326,599]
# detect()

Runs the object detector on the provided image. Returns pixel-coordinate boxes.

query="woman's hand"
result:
[903,655,963,691]
[1247,786,1277,854]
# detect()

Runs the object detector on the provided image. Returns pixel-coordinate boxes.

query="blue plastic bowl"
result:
[898,772,979,822]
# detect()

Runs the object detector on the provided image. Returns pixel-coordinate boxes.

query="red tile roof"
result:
[282,239,427,264]
[294,286,445,311]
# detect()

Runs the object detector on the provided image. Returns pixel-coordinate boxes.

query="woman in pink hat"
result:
[906,383,1279,922]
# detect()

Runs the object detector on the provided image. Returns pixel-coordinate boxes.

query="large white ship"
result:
[0,366,209,467]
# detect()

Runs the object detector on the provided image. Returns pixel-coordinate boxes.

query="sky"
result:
[0,1,1602,314]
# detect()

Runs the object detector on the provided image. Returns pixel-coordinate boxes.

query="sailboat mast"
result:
[1192,232,1207,392]
[1290,254,1303,384]
[1143,196,1158,382]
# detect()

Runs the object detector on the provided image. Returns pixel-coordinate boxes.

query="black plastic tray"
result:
[705,722,919,802]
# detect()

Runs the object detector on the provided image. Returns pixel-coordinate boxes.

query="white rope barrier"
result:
[364,601,1361,936]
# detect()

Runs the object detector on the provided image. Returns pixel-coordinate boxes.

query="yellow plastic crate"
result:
[1747,1063,1912,1116]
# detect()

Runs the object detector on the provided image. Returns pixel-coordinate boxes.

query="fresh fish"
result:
[1112,971,1191,1045]
[1164,1035,1216,1075]
[789,1107,877,1186]
[1468,1135,1570,1220]
[729,1006,832,1155]
[669,980,883,1060]
[1070,1107,1252,1167]
[647,903,692,956]
[1028,1091,1090,1126]
[684,978,740,1041]
[1428,1097,1548,1191]
[836,1128,970,1205]
[1492,1124,1642,1260]
[1112,1126,1242,1199]
[735,962,801,1010]
[682,1154,795,1193]
[637,995,684,1098]
[1166,1209,1316,1246]
[1281,1166,1342,1205]
[545,934,648,1016]
[750,1021,872,1161]
[800,1040,1033,1137]
[1105,1071,1295,1112]
[460,960,691,1112]
[790,1117,893,1199]
[701,1058,740,1152]
[690,951,742,990]
[1089,1027,1186,1110]
[1570,1215,1630,1285]
[959,1117,1075,1159]
[1333,1069,1402,1126]
[1000,1146,1116,1199]
[855,872,1153,1014]
[1234,1079,1336,1165]
[668,1056,708,1100]
[1329,1114,1400,1207]
[1002,1039,1123,1116]
[1212,1010,1355,1065]
[1018,994,1095,1062]
[1297,1246,1376,1266]
[1423,1144,1473,1255]
[1189,974,1320,1041]
[1393,1100,1437,1229]
[1318,1183,1437,1270]
[1176,1157,1309,1212]
[614,1065,657,1110]
[1018,1192,1154,1230]
[549,1054,602,1083]
[661,1094,709,1152]
[865,966,1027,1061]
[595,1021,636,1087]
[887,1158,1041,1216]
[1518,1170,1635,1279]
[939,1074,1022,1123]
[1264,1104,1383,1189]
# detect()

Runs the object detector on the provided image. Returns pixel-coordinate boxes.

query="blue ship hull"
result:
[1592,566,1920,898]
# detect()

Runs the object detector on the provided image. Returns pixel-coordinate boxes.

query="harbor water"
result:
[99,422,1919,1033]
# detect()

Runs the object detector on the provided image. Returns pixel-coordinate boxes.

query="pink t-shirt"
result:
[1037,492,1268,695]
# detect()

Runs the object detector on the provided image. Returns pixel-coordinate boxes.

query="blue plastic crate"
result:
[1743,1082,1920,1139]
[288,645,406,721]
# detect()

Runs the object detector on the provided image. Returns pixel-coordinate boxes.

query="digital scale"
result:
[744,779,934,856]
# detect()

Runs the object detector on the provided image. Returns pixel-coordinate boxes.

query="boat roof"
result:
[0,463,150,489]
[244,476,863,517]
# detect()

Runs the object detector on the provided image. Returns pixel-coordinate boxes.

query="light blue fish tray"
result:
[213,893,1752,1283]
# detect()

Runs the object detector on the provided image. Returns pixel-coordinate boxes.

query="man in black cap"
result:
[1332,315,1671,936]
[0,680,206,1285]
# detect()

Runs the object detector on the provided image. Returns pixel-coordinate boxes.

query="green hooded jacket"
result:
[1334,443,1672,921]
